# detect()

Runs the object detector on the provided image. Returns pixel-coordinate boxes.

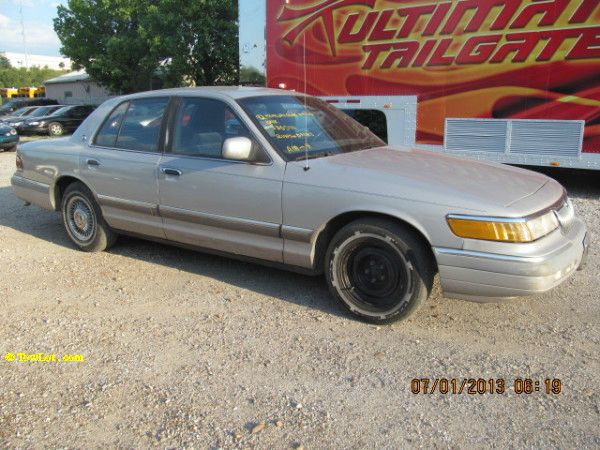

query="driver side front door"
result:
[157,97,285,262]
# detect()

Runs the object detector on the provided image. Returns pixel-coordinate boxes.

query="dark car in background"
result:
[0,98,58,117]
[4,105,64,130]
[19,105,96,136]
[0,124,18,151]
[0,106,40,124]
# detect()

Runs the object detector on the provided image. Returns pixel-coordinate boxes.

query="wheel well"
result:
[313,211,437,275]
[53,176,81,210]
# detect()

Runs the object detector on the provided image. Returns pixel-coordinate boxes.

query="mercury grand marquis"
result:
[11,87,589,323]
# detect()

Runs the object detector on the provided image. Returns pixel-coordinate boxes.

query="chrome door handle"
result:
[161,167,182,176]
[86,158,100,166]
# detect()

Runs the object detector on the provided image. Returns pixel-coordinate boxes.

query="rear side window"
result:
[115,98,168,152]
[94,102,129,147]
[340,109,388,143]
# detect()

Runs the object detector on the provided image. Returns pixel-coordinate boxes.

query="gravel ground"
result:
[0,149,598,449]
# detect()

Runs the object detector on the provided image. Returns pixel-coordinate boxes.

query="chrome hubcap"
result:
[66,196,95,242]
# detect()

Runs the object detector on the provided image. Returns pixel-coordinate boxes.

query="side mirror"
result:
[222,136,253,161]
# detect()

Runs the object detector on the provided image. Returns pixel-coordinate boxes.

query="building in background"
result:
[44,70,114,105]
[1,52,71,70]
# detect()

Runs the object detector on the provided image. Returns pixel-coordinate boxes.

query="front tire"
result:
[325,218,434,324]
[61,182,117,252]
[48,122,64,136]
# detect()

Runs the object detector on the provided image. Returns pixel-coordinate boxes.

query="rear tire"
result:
[48,122,64,136]
[325,218,434,324]
[61,182,117,252]
[6,145,17,152]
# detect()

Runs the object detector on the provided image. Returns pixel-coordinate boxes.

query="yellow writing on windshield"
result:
[286,143,312,153]
[276,131,314,140]
[256,111,314,121]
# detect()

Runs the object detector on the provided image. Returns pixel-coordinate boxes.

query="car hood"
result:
[286,146,562,216]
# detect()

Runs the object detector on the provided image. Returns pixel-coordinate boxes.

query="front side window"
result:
[172,98,252,158]
[238,95,385,161]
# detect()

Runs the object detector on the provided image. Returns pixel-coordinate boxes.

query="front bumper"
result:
[434,217,588,302]
[17,124,47,135]
[0,135,19,149]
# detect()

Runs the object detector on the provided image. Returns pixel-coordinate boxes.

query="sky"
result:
[0,0,68,57]
[239,0,266,72]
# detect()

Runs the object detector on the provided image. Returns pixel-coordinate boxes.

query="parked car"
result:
[5,105,64,130]
[0,106,39,124]
[11,88,589,323]
[0,98,58,117]
[19,105,96,136]
[0,124,18,151]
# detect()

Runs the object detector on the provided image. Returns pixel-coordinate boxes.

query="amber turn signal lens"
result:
[447,211,559,243]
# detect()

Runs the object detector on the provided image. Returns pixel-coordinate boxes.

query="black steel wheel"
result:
[325,218,434,323]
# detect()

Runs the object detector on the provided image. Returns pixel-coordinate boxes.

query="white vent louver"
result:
[445,119,584,158]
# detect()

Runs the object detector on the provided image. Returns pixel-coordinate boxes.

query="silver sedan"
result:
[11,87,588,323]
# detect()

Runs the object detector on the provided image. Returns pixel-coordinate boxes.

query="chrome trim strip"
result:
[97,194,158,216]
[446,190,567,223]
[434,247,545,264]
[11,175,49,194]
[447,214,527,223]
[159,205,280,238]
[281,225,313,242]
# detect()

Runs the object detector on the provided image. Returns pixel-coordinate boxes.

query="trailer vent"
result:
[445,119,584,158]
[509,121,582,157]
[445,119,507,153]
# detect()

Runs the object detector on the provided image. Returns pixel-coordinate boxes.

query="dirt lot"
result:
[0,148,599,449]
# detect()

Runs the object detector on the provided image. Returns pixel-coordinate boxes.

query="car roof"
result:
[119,86,302,101]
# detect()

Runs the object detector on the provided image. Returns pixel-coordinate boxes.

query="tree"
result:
[240,66,265,85]
[0,55,11,69]
[149,0,239,87]
[54,0,239,93]
[54,0,161,94]
[0,66,68,89]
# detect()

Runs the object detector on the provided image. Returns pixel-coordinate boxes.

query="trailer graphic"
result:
[239,0,600,169]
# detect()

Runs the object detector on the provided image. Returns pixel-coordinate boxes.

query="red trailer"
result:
[239,0,600,170]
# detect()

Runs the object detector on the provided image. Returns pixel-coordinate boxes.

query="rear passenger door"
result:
[80,97,169,238]
[157,96,285,263]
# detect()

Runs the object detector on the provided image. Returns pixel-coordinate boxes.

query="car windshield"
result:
[11,107,33,117]
[49,106,72,117]
[238,95,385,161]
[0,101,18,114]
[28,106,60,118]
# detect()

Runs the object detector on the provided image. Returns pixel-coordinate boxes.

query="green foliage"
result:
[0,66,68,89]
[148,0,239,87]
[54,0,160,94]
[54,0,239,94]
[240,66,266,85]
[0,55,11,69]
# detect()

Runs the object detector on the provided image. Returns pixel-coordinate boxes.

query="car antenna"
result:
[302,32,310,171]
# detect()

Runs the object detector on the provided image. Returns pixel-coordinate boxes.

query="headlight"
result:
[447,211,559,243]
[13,121,23,127]
[9,128,17,135]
